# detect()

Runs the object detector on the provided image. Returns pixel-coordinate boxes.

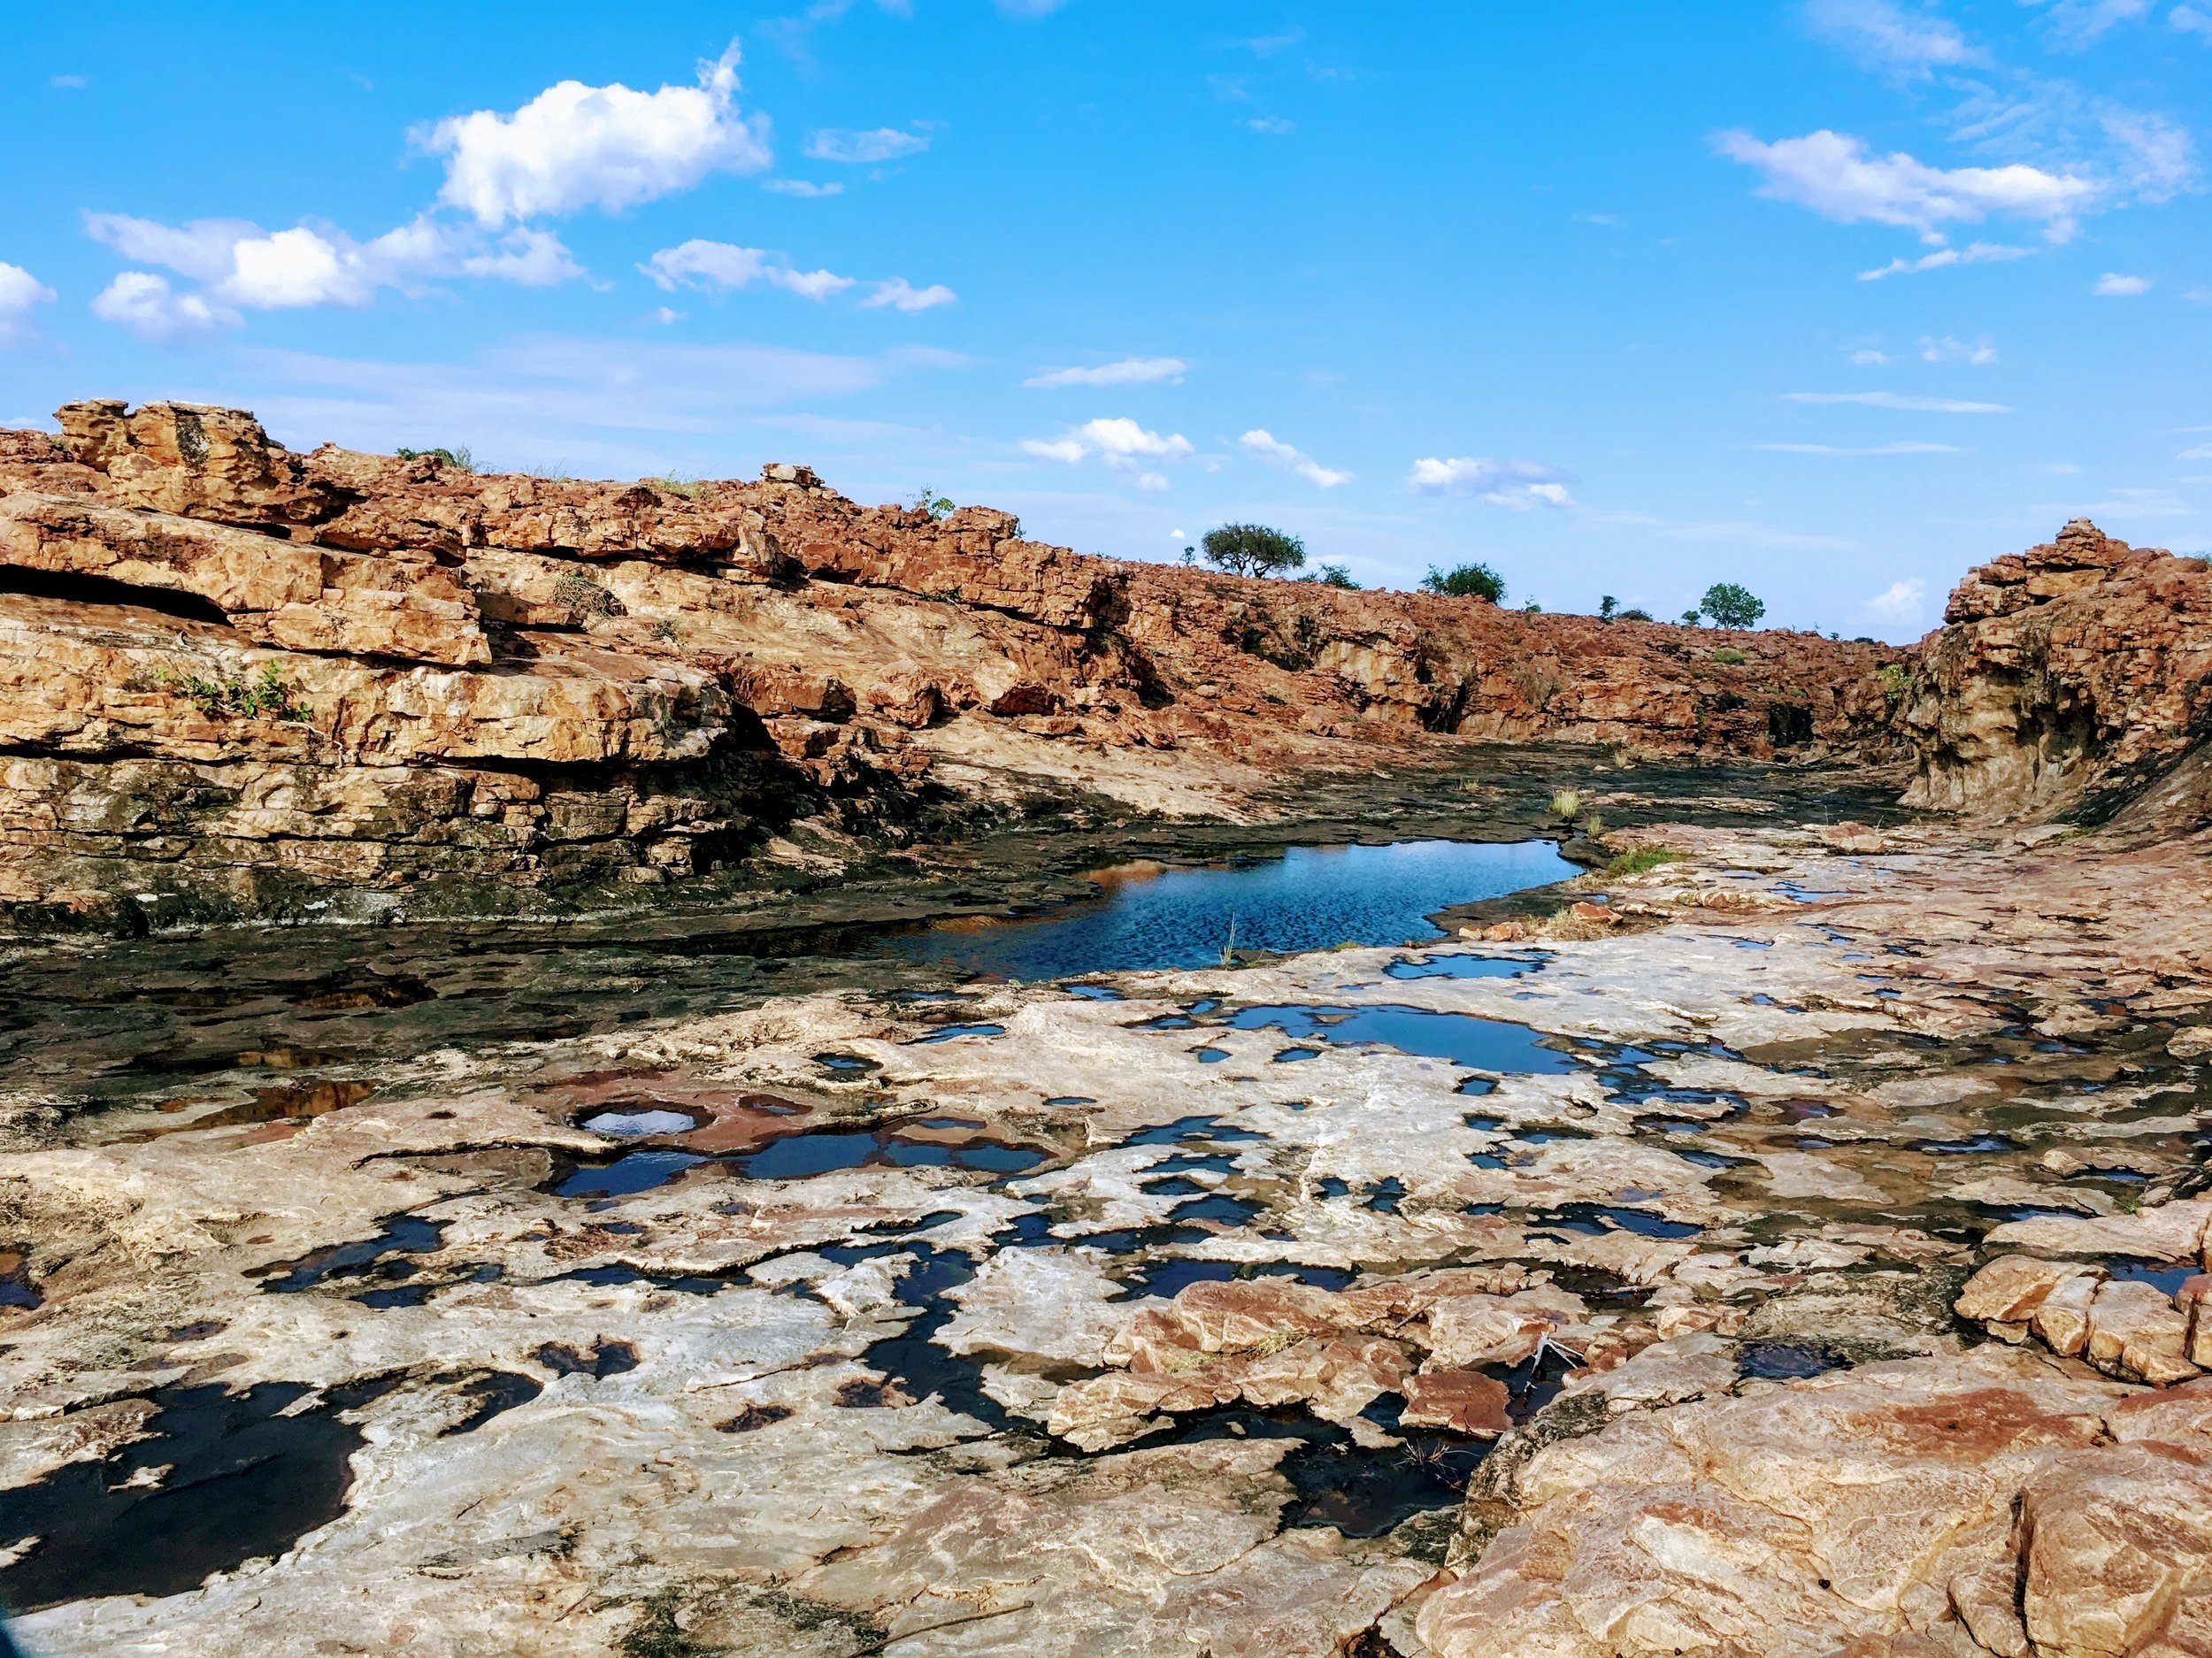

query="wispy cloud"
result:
[1804,0,1983,73]
[804,127,930,164]
[1240,428,1352,487]
[1023,357,1187,388]
[860,276,956,311]
[1857,241,2036,280]
[2093,271,2151,295]
[1408,456,1577,509]
[2027,0,2154,49]
[1759,441,1964,454]
[641,239,856,300]
[1786,390,2010,413]
[1920,334,1997,364]
[764,179,844,197]
[1864,577,1929,617]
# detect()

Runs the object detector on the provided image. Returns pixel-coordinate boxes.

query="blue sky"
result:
[2,2,2207,639]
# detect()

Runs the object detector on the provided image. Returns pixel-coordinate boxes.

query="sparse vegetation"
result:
[396,445,474,472]
[1302,563,1360,589]
[1606,845,1684,875]
[1699,581,1766,629]
[553,571,623,618]
[1599,595,1617,620]
[1422,562,1505,603]
[156,660,308,723]
[1679,608,1701,626]
[1521,599,1541,614]
[910,487,956,521]
[1615,606,1655,622]
[1712,647,1747,666]
[649,618,680,641]
[1878,663,1912,706]
[655,472,709,501]
[1580,810,1604,839]
[1548,787,1583,822]
[1202,523,1307,579]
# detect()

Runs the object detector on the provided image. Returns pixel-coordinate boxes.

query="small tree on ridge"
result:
[1201,523,1306,578]
[1700,582,1766,629]
[1421,562,1506,603]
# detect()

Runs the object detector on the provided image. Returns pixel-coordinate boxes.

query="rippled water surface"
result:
[887,838,1575,980]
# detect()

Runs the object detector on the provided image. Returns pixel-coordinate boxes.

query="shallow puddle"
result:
[1221,1004,1579,1074]
[884,838,1576,979]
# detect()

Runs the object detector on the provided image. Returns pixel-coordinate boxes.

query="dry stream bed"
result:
[4,790,2212,1656]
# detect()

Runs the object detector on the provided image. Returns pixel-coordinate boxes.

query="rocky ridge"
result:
[0,399,1909,933]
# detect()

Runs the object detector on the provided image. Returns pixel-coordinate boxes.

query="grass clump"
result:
[1711,647,1747,666]
[553,571,624,618]
[1548,787,1583,822]
[1606,846,1684,876]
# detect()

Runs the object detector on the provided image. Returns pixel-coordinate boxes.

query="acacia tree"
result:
[1700,582,1766,629]
[1201,523,1306,578]
[1421,562,1506,603]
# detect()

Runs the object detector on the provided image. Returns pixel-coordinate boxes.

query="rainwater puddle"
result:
[885,839,1575,979]
[581,1108,703,1137]
[250,1214,446,1293]
[0,1377,401,1612]
[1385,953,1540,981]
[1739,1342,1847,1381]
[1222,1005,1578,1074]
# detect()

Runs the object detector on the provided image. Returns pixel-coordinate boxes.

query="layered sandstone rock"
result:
[0,398,1910,930]
[1905,518,2212,825]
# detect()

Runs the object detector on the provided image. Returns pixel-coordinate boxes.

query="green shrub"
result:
[910,487,955,520]
[650,618,680,641]
[1878,663,1912,705]
[396,445,474,472]
[1301,563,1360,589]
[1422,562,1506,603]
[157,660,307,722]
[1712,647,1747,666]
[1202,523,1307,578]
[1606,846,1683,875]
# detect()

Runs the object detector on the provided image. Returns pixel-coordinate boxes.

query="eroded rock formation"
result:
[0,399,1907,932]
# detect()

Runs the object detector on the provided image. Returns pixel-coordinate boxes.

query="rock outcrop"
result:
[1905,519,2212,826]
[0,400,1909,932]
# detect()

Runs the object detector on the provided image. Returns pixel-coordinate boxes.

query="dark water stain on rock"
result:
[0,1377,403,1611]
[535,1339,640,1379]
[1164,1402,1487,1538]
[439,1370,544,1437]
[717,1402,795,1432]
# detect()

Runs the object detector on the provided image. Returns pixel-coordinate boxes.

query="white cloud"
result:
[1240,428,1352,487]
[1850,348,1891,364]
[1786,390,2010,412]
[1920,334,1998,364]
[1858,241,2036,280]
[90,272,240,338]
[2179,441,2212,460]
[85,211,583,319]
[2177,4,2212,38]
[1407,456,1577,509]
[996,0,1071,14]
[647,305,685,325]
[2093,271,2151,295]
[1023,417,1194,474]
[1248,117,1294,135]
[1864,578,1929,618]
[2101,108,2195,201]
[0,263,57,341]
[860,277,956,311]
[420,41,770,226]
[50,73,85,88]
[1805,0,1981,72]
[1024,357,1187,388]
[1759,441,1963,454]
[641,239,856,300]
[1136,472,1171,492]
[764,179,844,196]
[1716,128,2097,240]
[804,127,929,163]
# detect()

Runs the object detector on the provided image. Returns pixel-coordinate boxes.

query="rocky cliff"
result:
[1905,519,2212,829]
[0,399,1908,932]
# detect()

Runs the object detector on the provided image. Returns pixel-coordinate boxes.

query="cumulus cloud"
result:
[1786,390,2009,412]
[1240,428,1352,487]
[1023,417,1194,475]
[420,41,771,226]
[90,272,240,339]
[1805,0,1982,72]
[1859,242,2035,280]
[84,211,582,327]
[1407,456,1577,509]
[804,127,929,163]
[641,239,855,300]
[1716,128,2097,240]
[860,277,956,311]
[0,262,58,341]
[2093,271,2151,295]
[1024,357,1186,388]
[1865,578,1929,618]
